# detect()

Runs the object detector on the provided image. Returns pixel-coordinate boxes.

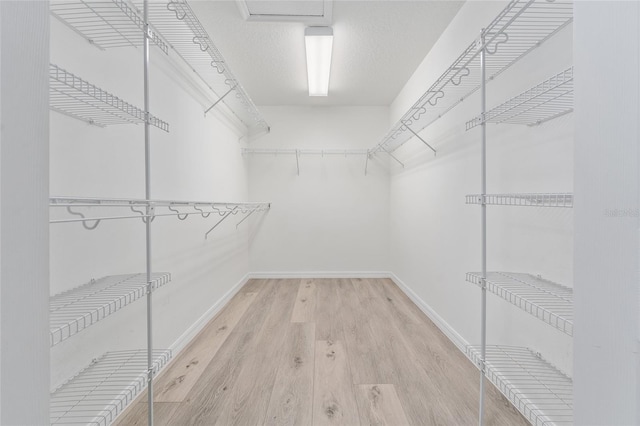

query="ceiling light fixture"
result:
[305,26,333,97]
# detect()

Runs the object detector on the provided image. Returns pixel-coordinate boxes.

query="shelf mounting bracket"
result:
[204,206,237,239]
[379,145,404,168]
[236,209,255,229]
[402,121,436,155]
[204,84,238,116]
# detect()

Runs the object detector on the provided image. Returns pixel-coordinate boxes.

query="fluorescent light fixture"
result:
[305,26,333,96]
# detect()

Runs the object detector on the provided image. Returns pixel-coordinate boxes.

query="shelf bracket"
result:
[204,206,237,239]
[379,145,404,168]
[402,121,436,155]
[296,149,300,176]
[236,209,255,229]
[204,84,238,116]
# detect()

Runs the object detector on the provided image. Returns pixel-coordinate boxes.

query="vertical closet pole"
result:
[142,1,154,425]
[478,30,487,426]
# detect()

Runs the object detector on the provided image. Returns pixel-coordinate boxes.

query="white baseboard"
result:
[248,271,393,279]
[388,272,469,352]
[169,273,250,355]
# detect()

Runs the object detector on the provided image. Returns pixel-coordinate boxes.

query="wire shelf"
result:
[467,67,573,129]
[50,196,271,226]
[467,272,573,336]
[142,0,269,135]
[50,64,170,131]
[465,193,573,208]
[50,349,172,425]
[50,273,171,347]
[50,0,169,53]
[467,345,573,426]
[373,0,573,154]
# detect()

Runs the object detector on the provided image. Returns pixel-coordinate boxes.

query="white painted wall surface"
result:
[573,2,640,424]
[0,2,50,423]
[247,106,390,275]
[49,16,253,389]
[388,0,574,375]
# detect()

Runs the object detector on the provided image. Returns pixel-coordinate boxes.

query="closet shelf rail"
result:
[50,349,172,426]
[50,64,170,131]
[144,0,269,135]
[467,345,573,426]
[50,0,169,53]
[465,193,573,208]
[372,0,573,155]
[242,148,370,156]
[49,197,271,235]
[242,148,376,176]
[467,67,574,129]
[467,272,573,336]
[50,273,171,347]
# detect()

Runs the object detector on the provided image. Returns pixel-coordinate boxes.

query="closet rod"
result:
[242,148,370,156]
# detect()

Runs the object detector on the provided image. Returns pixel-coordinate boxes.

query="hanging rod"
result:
[242,148,370,156]
[49,64,170,131]
[466,67,574,130]
[242,148,380,176]
[371,0,573,154]
[143,0,269,136]
[50,0,169,54]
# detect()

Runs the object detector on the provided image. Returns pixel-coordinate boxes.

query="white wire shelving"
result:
[467,272,573,336]
[143,0,269,135]
[50,64,170,131]
[372,0,573,155]
[50,197,271,237]
[50,273,171,347]
[50,0,169,53]
[242,148,374,175]
[467,345,573,426]
[465,193,573,208]
[50,349,172,426]
[467,67,574,130]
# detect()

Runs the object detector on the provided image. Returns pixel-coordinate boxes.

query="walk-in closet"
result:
[0,0,638,425]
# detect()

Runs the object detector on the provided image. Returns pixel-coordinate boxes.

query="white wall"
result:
[388,0,574,376]
[247,106,390,275]
[49,16,253,388]
[573,2,640,424]
[0,2,50,423]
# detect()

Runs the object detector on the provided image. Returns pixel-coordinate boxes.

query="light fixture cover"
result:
[305,26,333,96]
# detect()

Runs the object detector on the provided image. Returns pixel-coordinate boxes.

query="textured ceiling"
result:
[189,1,464,106]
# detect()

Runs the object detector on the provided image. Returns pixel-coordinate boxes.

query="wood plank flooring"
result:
[114,279,527,426]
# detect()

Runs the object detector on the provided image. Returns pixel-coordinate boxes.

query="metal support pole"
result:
[204,84,237,116]
[296,149,300,176]
[479,30,487,426]
[364,150,370,176]
[143,2,154,425]
[402,121,436,154]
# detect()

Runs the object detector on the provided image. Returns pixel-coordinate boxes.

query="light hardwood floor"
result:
[115,278,527,426]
